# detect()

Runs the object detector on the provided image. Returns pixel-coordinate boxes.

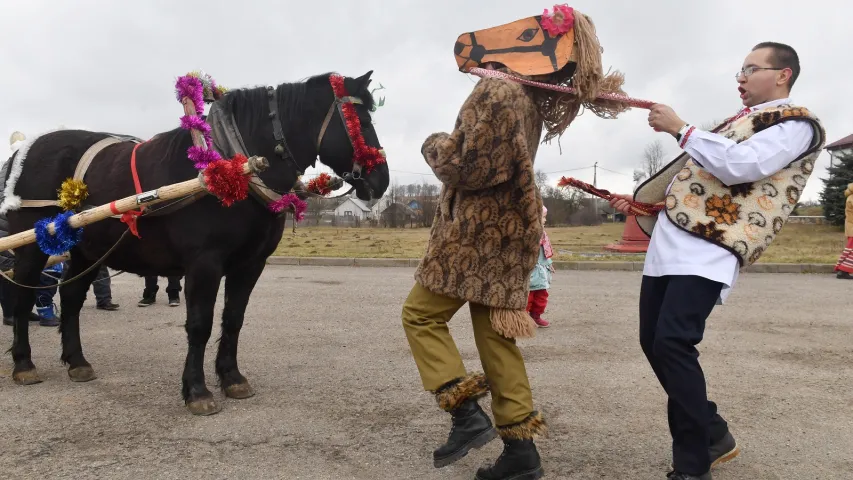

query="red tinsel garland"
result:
[307,173,334,196]
[329,75,386,174]
[557,176,664,217]
[203,154,250,206]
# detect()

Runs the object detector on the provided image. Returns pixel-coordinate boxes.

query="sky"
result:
[1,0,850,202]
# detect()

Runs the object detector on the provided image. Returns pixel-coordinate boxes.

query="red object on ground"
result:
[603,215,651,253]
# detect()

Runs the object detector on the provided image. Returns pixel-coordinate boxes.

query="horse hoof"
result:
[224,382,255,399]
[13,369,42,385]
[187,397,221,416]
[68,366,97,382]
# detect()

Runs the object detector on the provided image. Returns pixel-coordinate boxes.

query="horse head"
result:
[310,71,389,202]
[208,71,389,204]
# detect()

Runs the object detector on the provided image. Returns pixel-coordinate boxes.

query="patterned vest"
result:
[663,105,825,266]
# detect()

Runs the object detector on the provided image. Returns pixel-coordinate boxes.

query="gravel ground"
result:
[0,266,850,479]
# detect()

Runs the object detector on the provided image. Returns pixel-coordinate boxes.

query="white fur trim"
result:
[0,128,64,214]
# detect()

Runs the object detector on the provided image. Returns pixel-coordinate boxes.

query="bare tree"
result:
[534,169,549,193]
[642,140,665,178]
[700,118,727,131]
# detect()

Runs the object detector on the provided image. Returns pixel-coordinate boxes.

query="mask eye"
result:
[517,28,539,42]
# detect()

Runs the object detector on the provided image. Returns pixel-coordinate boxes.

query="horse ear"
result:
[355,70,373,89]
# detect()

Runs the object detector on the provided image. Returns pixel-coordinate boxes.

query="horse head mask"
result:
[454,4,630,142]
[454,4,578,76]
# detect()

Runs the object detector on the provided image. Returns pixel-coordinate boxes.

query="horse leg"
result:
[182,256,223,416]
[9,246,49,385]
[216,260,266,400]
[59,252,102,382]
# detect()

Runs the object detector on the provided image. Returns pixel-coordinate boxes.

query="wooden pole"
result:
[2,254,69,277]
[0,156,269,253]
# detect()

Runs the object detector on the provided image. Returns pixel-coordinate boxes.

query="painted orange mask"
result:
[454,5,576,76]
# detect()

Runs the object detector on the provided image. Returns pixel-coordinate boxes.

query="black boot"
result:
[433,399,497,467]
[667,471,712,480]
[476,438,544,480]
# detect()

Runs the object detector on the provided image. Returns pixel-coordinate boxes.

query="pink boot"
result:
[530,312,550,328]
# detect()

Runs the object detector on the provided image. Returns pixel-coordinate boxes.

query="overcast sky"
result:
[2,0,850,201]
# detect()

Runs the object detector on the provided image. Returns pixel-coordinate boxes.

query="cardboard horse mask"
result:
[454,5,577,76]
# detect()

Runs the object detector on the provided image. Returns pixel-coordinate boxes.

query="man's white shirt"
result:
[643,98,814,303]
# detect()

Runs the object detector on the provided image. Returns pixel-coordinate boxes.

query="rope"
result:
[557,176,664,217]
[467,67,656,110]
[0,193,197,290]
[0,228,131,290]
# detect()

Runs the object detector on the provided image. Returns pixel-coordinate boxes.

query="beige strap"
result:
[74,136,122,181]
[20,200,59,207]
[16,136,123,209]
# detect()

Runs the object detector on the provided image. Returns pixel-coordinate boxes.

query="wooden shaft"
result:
[2,254,69,277]
[0,156,268,253]
[182,97,209,149]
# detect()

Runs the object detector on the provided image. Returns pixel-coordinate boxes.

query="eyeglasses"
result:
[735,66,785,79]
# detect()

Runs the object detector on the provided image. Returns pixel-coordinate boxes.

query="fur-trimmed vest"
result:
[415,77,544,339]
[635,105,825,266]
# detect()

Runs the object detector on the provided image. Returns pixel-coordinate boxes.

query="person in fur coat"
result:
[401,5,630,479]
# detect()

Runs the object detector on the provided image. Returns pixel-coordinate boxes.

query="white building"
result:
[333,197,372,219]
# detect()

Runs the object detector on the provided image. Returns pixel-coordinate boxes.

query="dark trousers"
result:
[35,268,62,308]
[639,275,729,476]
[87,265,113,306]
[143,276,182,298]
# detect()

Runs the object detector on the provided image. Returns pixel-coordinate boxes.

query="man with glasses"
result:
[609,42,825,479]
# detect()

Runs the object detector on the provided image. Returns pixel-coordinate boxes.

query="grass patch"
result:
[274,223,845,264]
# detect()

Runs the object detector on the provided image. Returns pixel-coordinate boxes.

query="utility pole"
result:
[592,162,599,223]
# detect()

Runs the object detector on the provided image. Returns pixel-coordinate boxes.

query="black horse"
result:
[3,71,389,415]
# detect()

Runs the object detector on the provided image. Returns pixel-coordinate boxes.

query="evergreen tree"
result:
[819,149,853,226]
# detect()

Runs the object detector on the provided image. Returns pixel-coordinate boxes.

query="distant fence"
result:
[284,214,422,229]
[282,214,828,228]
[787,216,826,225]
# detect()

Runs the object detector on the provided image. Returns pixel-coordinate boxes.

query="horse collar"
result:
[265,86,313,175]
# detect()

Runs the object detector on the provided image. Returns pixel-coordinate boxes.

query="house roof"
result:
[338,197,371,212]
[826,133,853,151]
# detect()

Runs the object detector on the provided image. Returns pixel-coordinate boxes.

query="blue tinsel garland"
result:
[34,211,83,256]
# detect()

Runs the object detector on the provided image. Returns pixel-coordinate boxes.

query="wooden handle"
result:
[182,97,209,149]
[0,156,269,253]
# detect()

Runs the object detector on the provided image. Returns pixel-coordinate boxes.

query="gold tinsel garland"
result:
[57,178,89,211]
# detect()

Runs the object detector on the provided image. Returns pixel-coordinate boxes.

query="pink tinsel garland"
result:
[267,193,307,221]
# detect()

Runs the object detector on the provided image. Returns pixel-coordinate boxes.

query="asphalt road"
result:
[0,266,850,479]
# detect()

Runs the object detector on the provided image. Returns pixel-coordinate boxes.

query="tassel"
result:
[490,308,537,339]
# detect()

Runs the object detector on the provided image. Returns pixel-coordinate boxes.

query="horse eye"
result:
[517,28,539,42]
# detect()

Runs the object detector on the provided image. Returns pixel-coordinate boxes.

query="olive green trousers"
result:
[401,282,534,426]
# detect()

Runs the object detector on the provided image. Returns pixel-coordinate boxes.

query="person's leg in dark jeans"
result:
[165,276,182,306]
[139,276,159,307]
[639,275,732,477]
[91,265,119,310]
[35,264,62,327]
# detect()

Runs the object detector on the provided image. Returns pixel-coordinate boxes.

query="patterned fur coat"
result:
[414,77,544,339]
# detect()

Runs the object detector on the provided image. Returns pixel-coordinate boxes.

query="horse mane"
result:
[215,72,376,127]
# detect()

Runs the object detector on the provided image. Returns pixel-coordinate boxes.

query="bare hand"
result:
[609,193,634,215]
[648,104,686,136]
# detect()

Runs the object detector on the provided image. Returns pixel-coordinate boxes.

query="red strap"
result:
[122,142,146,238]
[130,142,144,196]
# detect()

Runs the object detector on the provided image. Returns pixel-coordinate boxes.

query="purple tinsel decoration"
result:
[267,193,307,221]
[187,145,222,169]
[180,115,211,134]
[175,76,205,115]
[34,211,83,256]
